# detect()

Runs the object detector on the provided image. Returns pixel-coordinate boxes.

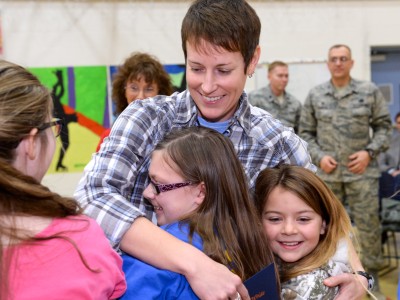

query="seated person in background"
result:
[0,59,126,299]
[248,61,302,133]
[121,127,278,299]
[378,111,400,200]
[96,52,174,151]
[255,165,375,299]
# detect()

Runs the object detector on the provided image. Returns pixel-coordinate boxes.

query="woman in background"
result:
[96,52,174,151]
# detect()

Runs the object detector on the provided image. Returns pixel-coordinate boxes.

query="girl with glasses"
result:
[121,127,279,299]
[0,59,126,299]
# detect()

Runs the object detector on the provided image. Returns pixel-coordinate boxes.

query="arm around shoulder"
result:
[74,103,159,250]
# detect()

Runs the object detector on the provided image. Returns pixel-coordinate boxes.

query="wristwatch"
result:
[353,271,374,291]
[365,148,376,159]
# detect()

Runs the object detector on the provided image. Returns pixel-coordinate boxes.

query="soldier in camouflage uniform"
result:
[299,44,391,299]
[249,61,302,133]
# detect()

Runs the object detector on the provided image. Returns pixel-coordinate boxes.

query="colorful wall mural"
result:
[29,64,186,174]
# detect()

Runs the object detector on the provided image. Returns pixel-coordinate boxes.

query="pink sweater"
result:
[6,215,126,299]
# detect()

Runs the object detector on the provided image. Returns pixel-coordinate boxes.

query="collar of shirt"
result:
[174,90,253,135]
[267,84,288,104]
[326,77,362,99]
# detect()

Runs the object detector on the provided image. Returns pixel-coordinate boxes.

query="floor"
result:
[380,268,398,300]
[42,172,83,197]
[375,231,399,300]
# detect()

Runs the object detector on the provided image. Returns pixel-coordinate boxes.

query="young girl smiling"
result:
[255,164,374,299]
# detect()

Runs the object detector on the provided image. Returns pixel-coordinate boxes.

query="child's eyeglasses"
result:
[148,177,192,195]
[38,118,63,137]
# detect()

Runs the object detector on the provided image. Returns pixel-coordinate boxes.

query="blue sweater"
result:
[120,222,203,299]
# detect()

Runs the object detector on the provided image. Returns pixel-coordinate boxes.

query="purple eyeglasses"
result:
[148,177,192,195]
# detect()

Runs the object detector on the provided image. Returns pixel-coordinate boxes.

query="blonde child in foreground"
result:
[254,164,375,300]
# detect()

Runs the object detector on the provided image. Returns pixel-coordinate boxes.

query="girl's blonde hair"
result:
[254,164,356,282]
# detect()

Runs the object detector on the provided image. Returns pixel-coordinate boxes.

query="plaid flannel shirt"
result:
[74,90,315,251]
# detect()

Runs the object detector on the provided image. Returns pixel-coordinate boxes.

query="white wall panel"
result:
[0,1,399,85]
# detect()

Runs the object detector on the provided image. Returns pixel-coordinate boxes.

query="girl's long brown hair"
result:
[0,60,86,298]
[155,127,278,284]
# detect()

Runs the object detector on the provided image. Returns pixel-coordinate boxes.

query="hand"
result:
[185,259,249,300]
[392,169,400,177]
[324,272,367,300]
[320,155,338,174]
[347,151,370,174]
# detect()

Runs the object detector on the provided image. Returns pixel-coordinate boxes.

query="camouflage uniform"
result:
[299,78,391,270]
[249,85,302,133]
[281,239,351,300]
[281,260,349,300]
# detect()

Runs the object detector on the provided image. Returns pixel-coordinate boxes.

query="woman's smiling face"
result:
[185,39,259,122]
